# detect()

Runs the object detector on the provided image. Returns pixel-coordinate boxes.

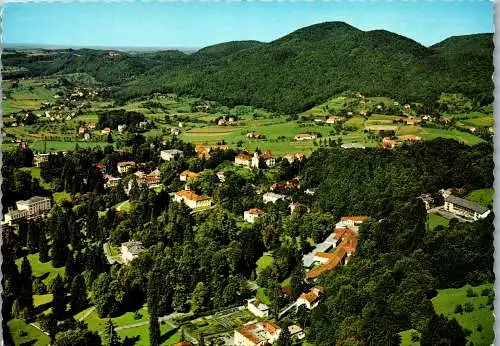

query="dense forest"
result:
[3,22,493,113]
[2,137,494,345]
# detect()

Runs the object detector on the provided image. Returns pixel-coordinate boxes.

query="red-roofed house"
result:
[244,208,265,223]
[234,321,281,346]
[180,170,199,182]
[296,287,324,310]
[174,189,212,210]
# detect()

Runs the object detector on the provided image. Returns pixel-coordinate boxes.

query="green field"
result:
[7,319,50,346]
[461,115,494,128]
[16,253,65,285]
[427,213,449,230]
[432,283,494,346]
[117,322,181,346]
[466,188,494,206]
[79,307,151,332]
[400,283,494,346]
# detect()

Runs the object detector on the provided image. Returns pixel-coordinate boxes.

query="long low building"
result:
[234,321,281,346]
[173,189,212,210]
[443,195,490,221]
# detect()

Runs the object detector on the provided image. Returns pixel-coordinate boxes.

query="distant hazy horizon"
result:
[3,1,493,48]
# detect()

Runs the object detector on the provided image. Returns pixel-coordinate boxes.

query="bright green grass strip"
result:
[7,318,50,346]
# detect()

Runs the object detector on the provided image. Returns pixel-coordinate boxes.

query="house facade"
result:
[263,192,286,204]
[121,241,145,263]
[117,161,136,174]
[16,196,52,218]
[180,170,198,182]
[244,208,265,223]
[174,189,212,210]
[234,321,281,346]
[160,149,184,161]
[296,287,324,310]
[247,298,270,318]
[443,195,490,221]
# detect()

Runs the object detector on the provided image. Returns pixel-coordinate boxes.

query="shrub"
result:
[466,287,477,297]
[464,302,474,312]
[481,288,492,296]
[476,324,483,332]
[410,331,420,342]
[133,310,142,320]
[454,304,463,314]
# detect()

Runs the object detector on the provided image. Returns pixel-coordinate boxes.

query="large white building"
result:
[247,298,270,318]
[234,321,281,346]
[244,209,265,223]
[444,195,490,221]
[173,189,212,210]
[16,196,52,218]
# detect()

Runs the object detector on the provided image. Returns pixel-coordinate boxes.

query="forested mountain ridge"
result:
[4,22,493,112]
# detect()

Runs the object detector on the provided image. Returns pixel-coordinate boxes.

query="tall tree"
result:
[102,319,121,346]
[149,309,160,346]
[19,256,34,317]
[51,274,66,320]
[70,274,88,313]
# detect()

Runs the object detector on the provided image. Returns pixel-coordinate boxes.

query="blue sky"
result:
[3,1,493,48]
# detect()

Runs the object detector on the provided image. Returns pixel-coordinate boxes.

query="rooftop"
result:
[175,190,211,202]
[445,195,489,214]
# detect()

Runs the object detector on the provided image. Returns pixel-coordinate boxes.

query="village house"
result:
[127,169,161,192]
[234,321,281,346]
[288,325,305,340]
[326,115,345,124]
[439,188,454,199]
[294,133,317,141]
[174,188,213,210]
[246,131,261,139]
[247,298,270,318]
[336,216,370,229]
[180,170,198,182]
[84,133,91,141]
[359,110,368,116]
[101,127,111,136]
[118,124,127,133]
[289,202,310,214]
[314,118,325,123]
[218,118,227,126]
[263,192,286,204]
[104,175,121,189]
[160,149,184,161]
[173,343,192,346]
[78,127,85,135]
[171,127,181,135]
[117,161,136,174]
[121,241,145,264]
[139,121,148,128]
[244,208,265,223]
[95,162,106,174]
[406,116,421,126]
[234,152,253,168]
[255,151,276,168]
[382,137,397,149]
[271,176,301,191]
[87,122,97,129]
[406,135,423,142]
[443,195,490,221]
[284,152,305,164]
[33,153,50,167]
[296,287,324,310]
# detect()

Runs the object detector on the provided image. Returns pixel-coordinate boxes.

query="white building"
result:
[160,149,184,161]
[121,241,145,264]
[247,298,270,318]
[16,196,52,218]
[117,124,127,133]
[173,189,212,210]
[244,209,265,223]
[296,287,323,310]
[443,195,490,221]
[263,192,286,204]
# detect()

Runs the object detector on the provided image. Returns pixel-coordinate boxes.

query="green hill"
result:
[3,22,493,113]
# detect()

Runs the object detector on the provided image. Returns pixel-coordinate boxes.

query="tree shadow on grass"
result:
[160,326,180,344]
[122,335,141,346]
[20,341,37,346]
[34,302,52,315]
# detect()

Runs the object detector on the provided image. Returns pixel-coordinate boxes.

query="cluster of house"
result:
[217,116,236,126]
[125,169,162,194]
[195,145,229,159]
[234,320,282,346]
[382,135,423,149]
[313,115,345,124]
[234,151,276,169]
[246,131,265,139]
[77,122,98,140]
[270,176,301,191]
[302,216,367,281]
[3,196,52,225]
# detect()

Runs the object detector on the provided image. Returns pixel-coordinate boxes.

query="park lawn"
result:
[7,318,51,346]
[34,294,53,307]
[117,322,180,346]
[16,253,65,285]
[432,283,494,346]
[256,254,274,273]
[30,140,110,152]
[19,167,51,189]
[400,329,421,346]
[465,188,494,205]
[53,191,72,205]
[428,213,449,230]
[82,307,150,332]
